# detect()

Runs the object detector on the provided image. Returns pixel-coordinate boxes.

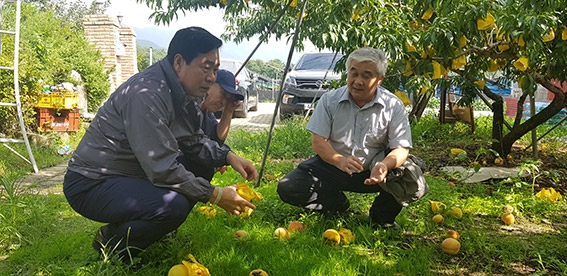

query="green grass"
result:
[1,116,566,275]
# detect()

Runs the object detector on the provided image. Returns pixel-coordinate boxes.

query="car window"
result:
[295,53,342,70]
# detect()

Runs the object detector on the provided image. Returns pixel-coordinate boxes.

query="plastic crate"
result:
[35,94,52,108]
[36,107,80,132]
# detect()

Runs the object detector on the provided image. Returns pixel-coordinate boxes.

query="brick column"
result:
[119,26,138,79]
[83,14,139,92]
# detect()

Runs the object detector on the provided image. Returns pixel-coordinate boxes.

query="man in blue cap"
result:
[197,69,244,177]
[201,69,244,143]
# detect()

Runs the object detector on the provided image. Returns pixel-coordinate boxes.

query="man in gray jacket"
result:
[63,27,256,262]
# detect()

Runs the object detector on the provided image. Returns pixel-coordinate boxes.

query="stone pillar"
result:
[119,26,138,79]
[83,14,138,92]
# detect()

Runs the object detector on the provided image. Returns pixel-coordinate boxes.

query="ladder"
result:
[0,0,38,173]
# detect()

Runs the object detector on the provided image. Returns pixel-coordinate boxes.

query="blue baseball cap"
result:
[216,69,244,101]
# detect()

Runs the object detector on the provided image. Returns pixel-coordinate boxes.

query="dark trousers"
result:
[63,156,211,255]
[277,156,403,224]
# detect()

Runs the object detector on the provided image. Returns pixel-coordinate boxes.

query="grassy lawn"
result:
[1,116,566,275]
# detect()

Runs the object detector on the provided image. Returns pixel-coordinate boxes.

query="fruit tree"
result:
[139,0,567,157]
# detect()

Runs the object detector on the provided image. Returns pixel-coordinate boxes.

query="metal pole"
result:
[256,0,308,187]
[234,0,293,77]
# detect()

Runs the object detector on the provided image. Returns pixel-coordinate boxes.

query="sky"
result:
[83,0,317,62]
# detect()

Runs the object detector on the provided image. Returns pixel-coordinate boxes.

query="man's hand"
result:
[364,162,388,185]
[223,99,242,114]
[214,186,256,216]
[226,151,257,181]
[336,155,364,175]
[215,165,228,174]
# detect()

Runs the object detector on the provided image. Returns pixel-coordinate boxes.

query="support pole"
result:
[255,0,308,187]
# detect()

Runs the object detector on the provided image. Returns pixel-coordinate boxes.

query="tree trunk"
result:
[492,76,567,157]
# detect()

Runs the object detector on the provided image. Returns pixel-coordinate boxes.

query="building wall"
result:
[83,14,138,92]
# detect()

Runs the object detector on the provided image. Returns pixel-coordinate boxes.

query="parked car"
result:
[279,52,344,119]
[218,58,259,118]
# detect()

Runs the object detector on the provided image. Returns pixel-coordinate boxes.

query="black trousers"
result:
[63,155,212,256]
[277,156,403,224]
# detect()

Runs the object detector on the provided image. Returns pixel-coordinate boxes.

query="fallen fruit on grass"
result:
[446,230,460,240]
[441,238,461,255]
[168,264,189,276]
[450,148,466,157]
[502,205,514,214]
[447,207,463,218]
[233,230,250,240]
[273,227,290,240]
[322,229,341,245]
[430,200,447,213]
[197,205,217,218]
[288,221,306,232]
[338,228,355,244]
[494,157,504,166]
[169,254,211,276]
[432,214,444,224]
[501,212,515,225]
[249,269,269,276]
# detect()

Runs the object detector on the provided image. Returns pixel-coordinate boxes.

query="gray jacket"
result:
[67,59,230,202]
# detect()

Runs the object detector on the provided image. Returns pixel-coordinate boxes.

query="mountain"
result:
[137,39,162,49]
[133,26,304,62]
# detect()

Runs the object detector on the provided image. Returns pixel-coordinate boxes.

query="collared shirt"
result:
[67,59,231,203]
[307,85,412,170]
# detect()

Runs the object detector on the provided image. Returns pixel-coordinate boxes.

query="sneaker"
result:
[380,222,401,229]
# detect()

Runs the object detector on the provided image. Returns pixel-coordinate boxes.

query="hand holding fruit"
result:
[211,186,256,216]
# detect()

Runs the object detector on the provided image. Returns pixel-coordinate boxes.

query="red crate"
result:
[36,107,80,132]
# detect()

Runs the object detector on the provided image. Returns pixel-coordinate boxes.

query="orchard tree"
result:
[138,0,567,158]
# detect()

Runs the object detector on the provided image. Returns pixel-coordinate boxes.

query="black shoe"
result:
[92,226,109,255]
[378,222,401,230]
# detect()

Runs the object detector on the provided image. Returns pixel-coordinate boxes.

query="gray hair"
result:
[346,47,388,78]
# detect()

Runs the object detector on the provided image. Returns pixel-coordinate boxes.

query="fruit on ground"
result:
[168,264,189,276]
[249,269,269,276]
[503,205,514,214]
[322,229,341,245]
[441,238,461,255]
[432,214,444,224]
[338,228,355,244]
[447,207,463,218]
[430,200,446,213]
[233,230,250,240]
[501,212,515,225]
[494,157,504,165]
[288,221,306,232]
[273,227,290,240]
[446,230,460,240]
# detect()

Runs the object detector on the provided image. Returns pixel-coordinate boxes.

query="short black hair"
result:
[166,27,223,65]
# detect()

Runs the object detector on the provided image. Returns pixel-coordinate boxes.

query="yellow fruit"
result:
[322,229,341,245]
[447,230,460,240]
[432,214,444,224]
[458,35,467,47]
[502,205,514,214]
[250,269,269,276]
[289,0,297,7]
[233,230,250,240]
[501,212,515,225]
[450,148,466,157]
[421,7,434,20]
[338,228,355,244]
[273,227,290,240]
[494,157,504,166]
[237,182,263,202]
[168,264,189,276]
[447,207,463,219]
[288,221,306,232]
[430,200,447,213]
[441,238,461,255]
[543,28,555,42]
[514,56,529,71]
[477,13,495,30]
